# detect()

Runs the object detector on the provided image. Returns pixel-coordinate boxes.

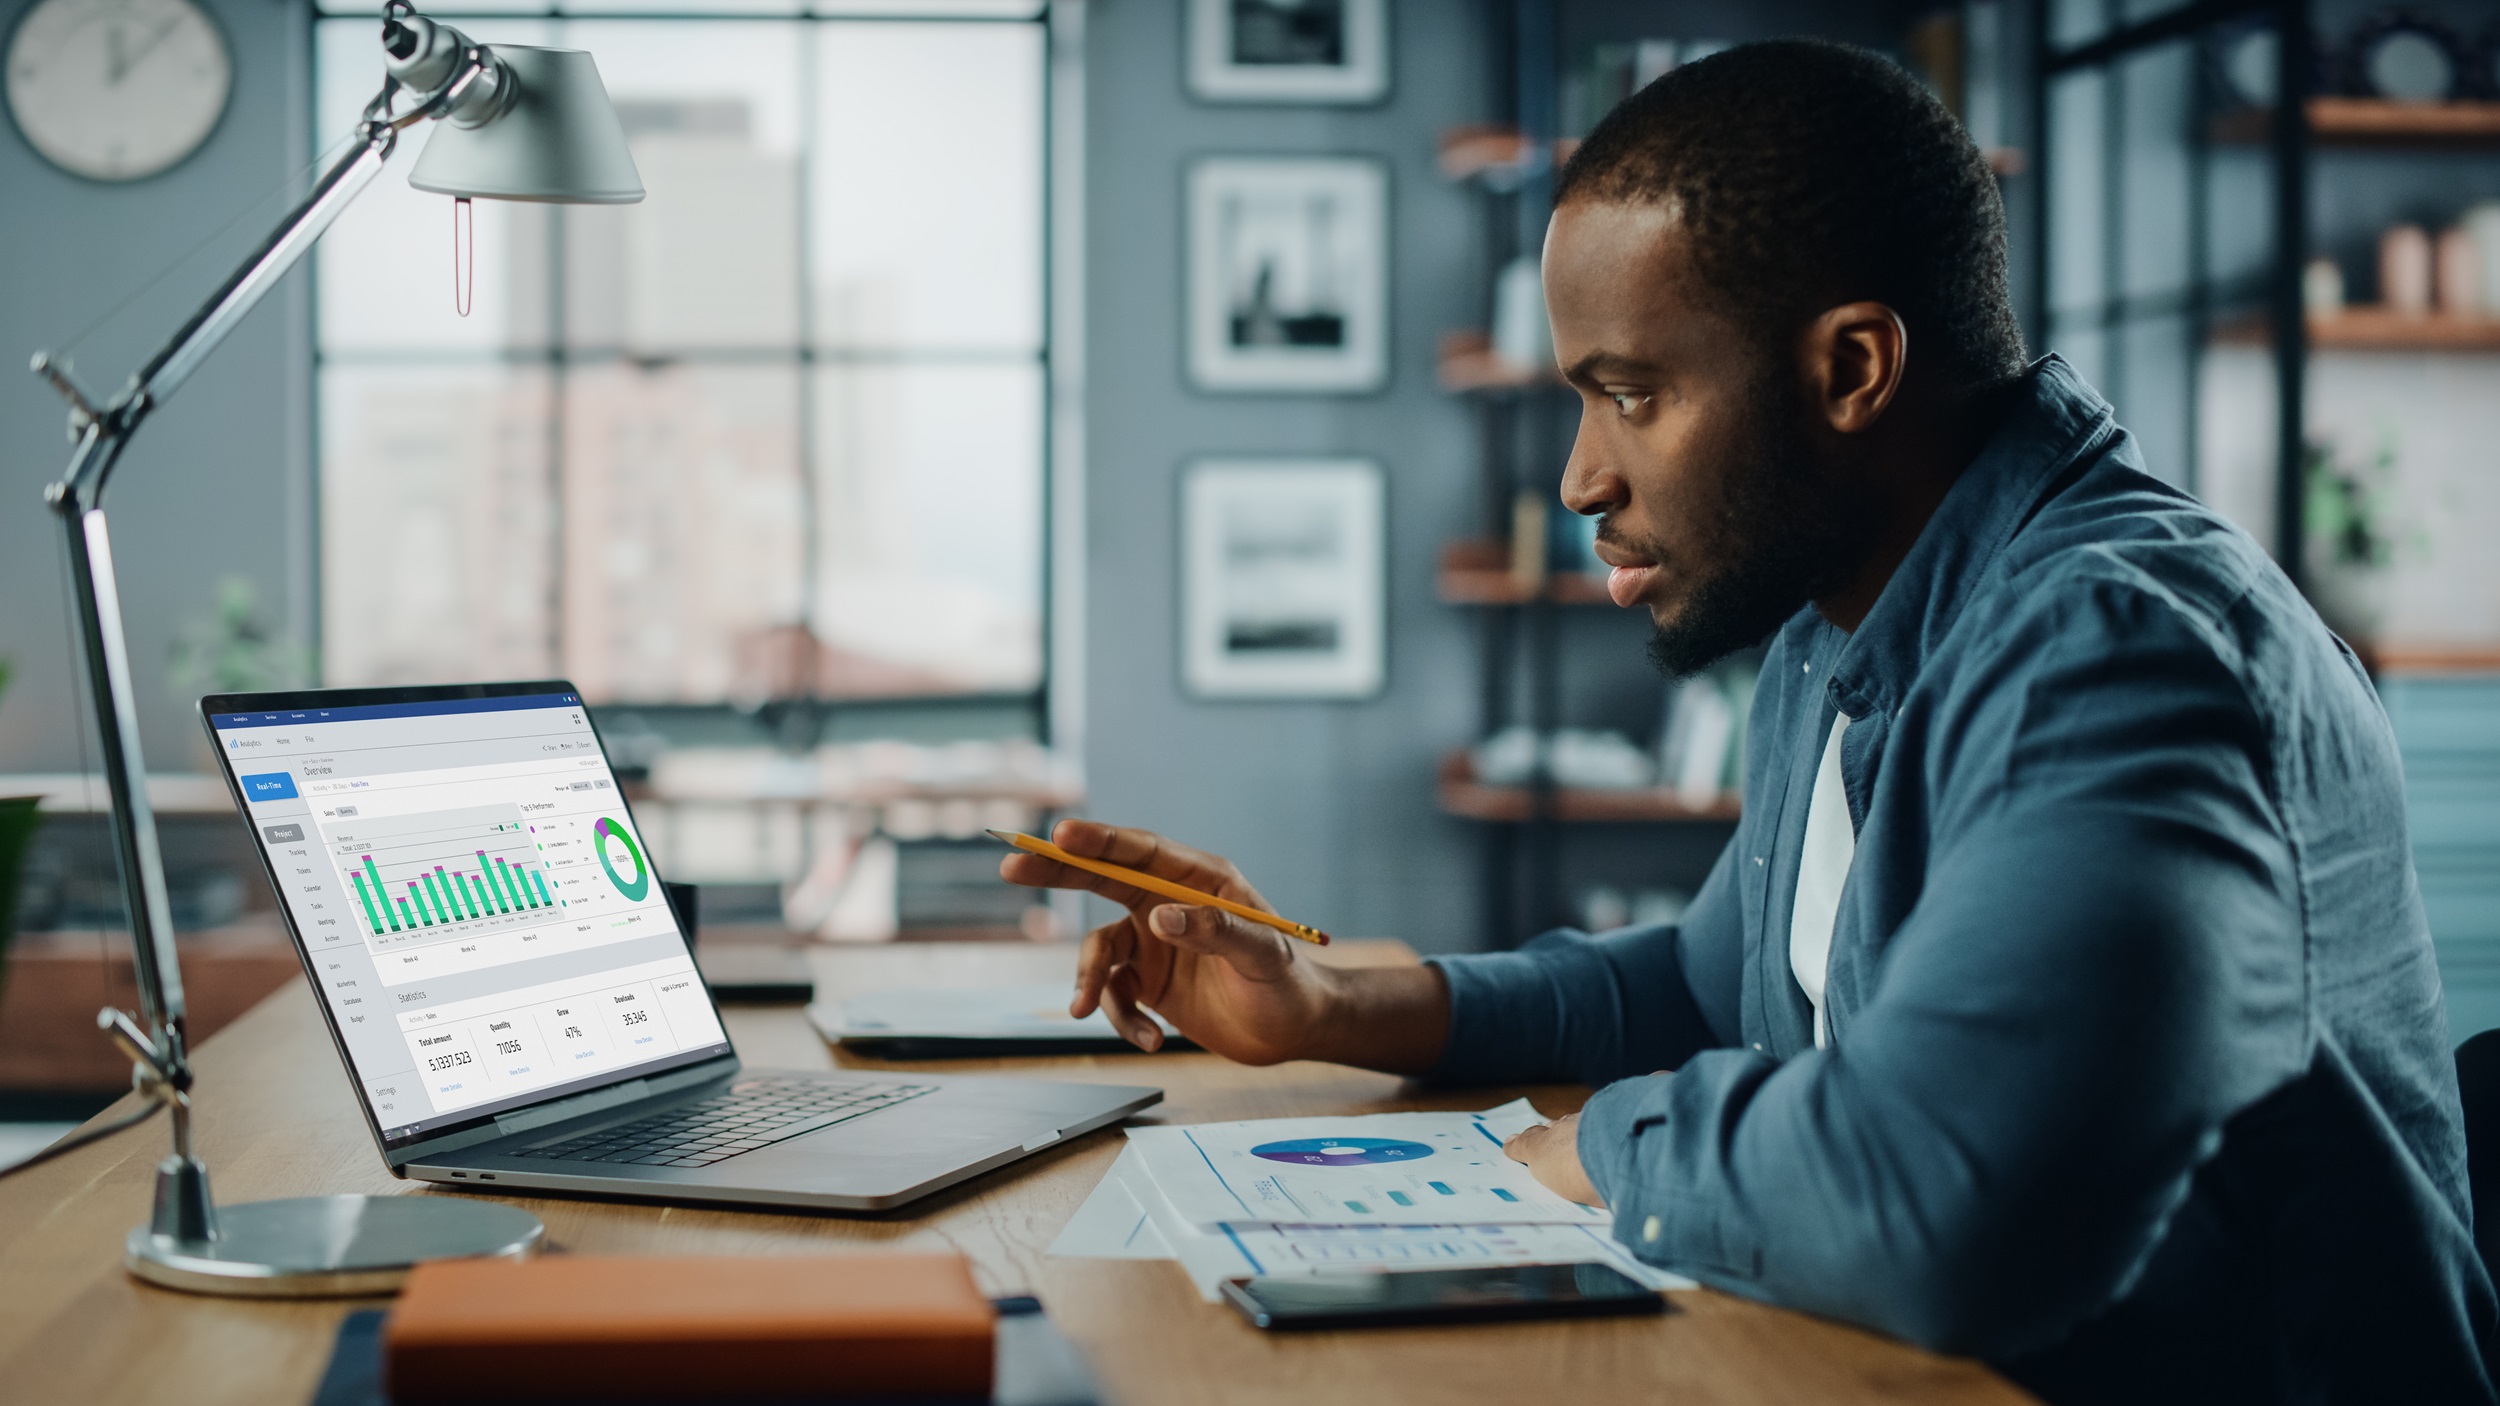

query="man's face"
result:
[1545,199,1868,677]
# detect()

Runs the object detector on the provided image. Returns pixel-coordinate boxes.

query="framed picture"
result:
[1188,0,1389,105]
[1187,156,1388,395]
[1182,458,1385,700]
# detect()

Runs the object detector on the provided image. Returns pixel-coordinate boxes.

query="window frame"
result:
[304,0,1064,747]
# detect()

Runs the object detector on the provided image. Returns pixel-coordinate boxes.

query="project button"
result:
[239,772,299,802]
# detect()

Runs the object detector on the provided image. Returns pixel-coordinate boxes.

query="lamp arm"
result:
[54,33,501,510]
[28,47,477,1129]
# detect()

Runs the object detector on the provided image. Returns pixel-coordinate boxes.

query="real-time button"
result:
[239,772,298,802]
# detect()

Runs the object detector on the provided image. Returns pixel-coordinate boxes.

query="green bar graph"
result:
[497,858,530,908]
[395,898,413,929]
[421,874,450,925]
[441,868,475,918]
[456,873,482,918]
[349,872,384,934]
[475,852,509,911]
[362,857,399,931]
[405,883,431,925]
[529,869,553,907]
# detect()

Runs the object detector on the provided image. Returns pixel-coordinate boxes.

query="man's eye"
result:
[1608,392,1648,416]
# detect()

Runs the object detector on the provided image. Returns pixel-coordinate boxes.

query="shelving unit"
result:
[1436,331,1561,392]
[1436,2,1994,947]
[1436,541,1609,606]
[2213,97,2500,149]
[1437,752,1739,824]
[2035,4,2500,1027]
[2213,310,2500,351]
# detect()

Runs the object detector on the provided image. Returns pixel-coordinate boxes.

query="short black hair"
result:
[1555,39,2026,399]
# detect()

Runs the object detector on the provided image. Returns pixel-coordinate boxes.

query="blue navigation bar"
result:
[209,693,581,731]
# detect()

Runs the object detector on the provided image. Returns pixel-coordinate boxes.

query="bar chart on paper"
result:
[326,803,562,947]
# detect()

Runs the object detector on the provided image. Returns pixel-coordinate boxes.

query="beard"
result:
[1619,372,1873,680]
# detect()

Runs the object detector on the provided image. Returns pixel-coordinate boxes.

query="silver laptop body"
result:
[203,681,1158,1213]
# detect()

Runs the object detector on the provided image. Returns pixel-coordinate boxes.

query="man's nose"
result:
[1559,417,1623,519]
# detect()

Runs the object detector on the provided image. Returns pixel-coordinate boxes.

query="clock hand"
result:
[108,17,183,85]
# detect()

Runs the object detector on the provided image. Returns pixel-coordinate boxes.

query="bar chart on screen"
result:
[326,803,562,947]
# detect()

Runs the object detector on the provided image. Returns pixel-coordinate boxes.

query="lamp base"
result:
[125,1194,543,1298]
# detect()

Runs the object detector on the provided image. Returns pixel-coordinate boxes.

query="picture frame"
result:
[1181,458,1385,700]
[1187,0,1389,105]
[1187,156,1388,395]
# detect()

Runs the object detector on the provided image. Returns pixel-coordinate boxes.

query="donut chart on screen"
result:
[1251,1137,1436,1166]
[593,817,650,901]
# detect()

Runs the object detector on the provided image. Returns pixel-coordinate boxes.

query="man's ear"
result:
[1801,301,1907,436]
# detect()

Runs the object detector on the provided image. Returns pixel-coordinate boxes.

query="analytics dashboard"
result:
[209,691,728,1147]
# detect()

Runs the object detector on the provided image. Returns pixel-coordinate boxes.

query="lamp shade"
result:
[408,46,643,204]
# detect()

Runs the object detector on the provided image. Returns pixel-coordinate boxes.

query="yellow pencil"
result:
[987,829,1331,946]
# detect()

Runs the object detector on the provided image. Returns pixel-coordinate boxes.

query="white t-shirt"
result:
[1788,712,1856,1049]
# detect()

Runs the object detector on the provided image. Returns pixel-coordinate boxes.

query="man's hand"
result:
[1503,1113,1605,1208]
[998,819,1451,1073]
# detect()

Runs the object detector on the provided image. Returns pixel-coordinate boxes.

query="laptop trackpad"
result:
[725,1096,1033,1194]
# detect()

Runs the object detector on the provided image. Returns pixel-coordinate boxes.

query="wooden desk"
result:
[0,942,2028,1406]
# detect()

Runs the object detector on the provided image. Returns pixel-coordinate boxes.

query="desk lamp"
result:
[15,0,642,1296]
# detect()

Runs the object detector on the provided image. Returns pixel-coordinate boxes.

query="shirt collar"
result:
[1825,355,2118,720]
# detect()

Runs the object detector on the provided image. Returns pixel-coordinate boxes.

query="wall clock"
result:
[6,0,231,182]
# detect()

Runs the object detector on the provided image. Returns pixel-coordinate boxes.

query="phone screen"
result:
[1220,1262,1668,1330]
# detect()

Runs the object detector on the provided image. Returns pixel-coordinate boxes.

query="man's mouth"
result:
[1605,563,1661,608]
[1592,537,1663,608]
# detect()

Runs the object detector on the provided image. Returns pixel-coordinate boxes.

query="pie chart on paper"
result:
[1251,1137,1436,1167]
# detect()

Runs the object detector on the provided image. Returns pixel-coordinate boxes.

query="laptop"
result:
[200,681,1160,1213]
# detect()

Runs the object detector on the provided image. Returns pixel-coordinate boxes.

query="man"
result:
[1006,40,2494,1403]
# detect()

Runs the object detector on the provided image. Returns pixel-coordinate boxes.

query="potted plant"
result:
[2303,430,2418,644]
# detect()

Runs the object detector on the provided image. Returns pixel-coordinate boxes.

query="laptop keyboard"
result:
[512,1075,937,1169]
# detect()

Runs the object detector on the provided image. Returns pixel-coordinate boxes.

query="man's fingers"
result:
[1001,852,1154,910]
[1100,964,1164,1052]
[1049,819,1265,907]
[1145,903,1294,981]
[1071,921,1132,1018]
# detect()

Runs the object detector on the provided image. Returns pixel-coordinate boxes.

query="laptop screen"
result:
[208,689,729,1150]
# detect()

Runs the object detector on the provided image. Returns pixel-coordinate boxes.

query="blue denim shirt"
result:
[1427,358,2496,1404]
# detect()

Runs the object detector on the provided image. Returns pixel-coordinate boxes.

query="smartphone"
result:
[1219,1262,1668,1331]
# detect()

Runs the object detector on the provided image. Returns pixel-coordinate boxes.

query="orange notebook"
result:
[385,1253,996,1403]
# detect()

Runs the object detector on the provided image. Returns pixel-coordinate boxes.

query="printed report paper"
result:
[1103,1129,1694,1300]
[1124,1101,1606,1229]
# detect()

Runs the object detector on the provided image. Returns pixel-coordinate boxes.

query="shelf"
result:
[1438,331,1561,392]
[1436,125,2020,181]
[2213,98,2500,149]
[1437,125,1579,184]
[1437,540,1613,606]
[2214,308,2500,351]
[2356,641,2500,675]
[1437,751,1740,824]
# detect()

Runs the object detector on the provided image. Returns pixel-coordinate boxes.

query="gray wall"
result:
[1079,0,1494,953]
[0,0,314,774]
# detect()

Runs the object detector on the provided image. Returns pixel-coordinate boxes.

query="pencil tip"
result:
[984,828,1018,843]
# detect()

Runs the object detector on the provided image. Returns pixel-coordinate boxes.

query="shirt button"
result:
[1754,856,1764,866]
[1802,662,1811,673]
[1642,1216,1662,1243]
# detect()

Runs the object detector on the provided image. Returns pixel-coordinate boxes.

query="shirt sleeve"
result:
[1421,838,1743,1088]
[1573,582,2309,1358]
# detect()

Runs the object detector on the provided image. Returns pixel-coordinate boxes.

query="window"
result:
[312,3,1047,707]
